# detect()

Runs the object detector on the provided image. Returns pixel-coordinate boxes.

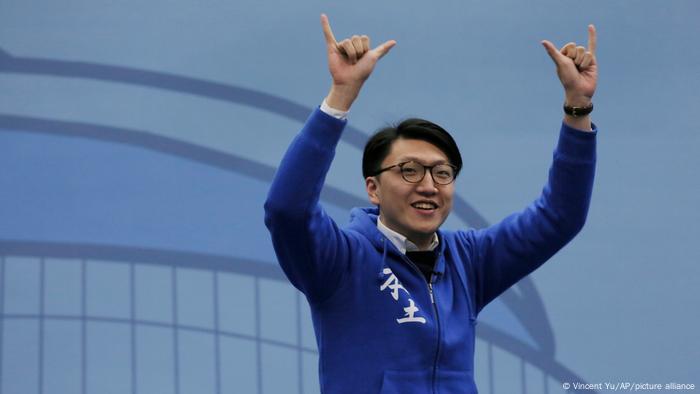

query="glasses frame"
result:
[371,160,458,185]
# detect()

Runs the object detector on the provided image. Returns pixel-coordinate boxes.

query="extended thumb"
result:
[373,40,397,59]
[541,40,561,65]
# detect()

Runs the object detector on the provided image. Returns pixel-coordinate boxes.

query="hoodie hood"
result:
[348,206,383,248]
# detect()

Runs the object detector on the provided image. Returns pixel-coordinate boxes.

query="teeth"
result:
[413,202,436,210]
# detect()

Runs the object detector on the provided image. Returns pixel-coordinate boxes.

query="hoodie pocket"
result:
[378,370,431,394]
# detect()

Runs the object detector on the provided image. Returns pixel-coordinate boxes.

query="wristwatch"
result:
[563,102,594,117]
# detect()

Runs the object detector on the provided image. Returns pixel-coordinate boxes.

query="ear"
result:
[365,176,381,205]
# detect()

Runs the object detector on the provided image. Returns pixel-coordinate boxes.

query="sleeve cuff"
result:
[556,121,598,162]
[320,99,349,120]
[300,107,348,148]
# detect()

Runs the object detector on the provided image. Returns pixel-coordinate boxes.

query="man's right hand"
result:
[321,14,396,111]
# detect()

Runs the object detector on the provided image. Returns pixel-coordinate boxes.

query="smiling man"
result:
[264,14,598,394]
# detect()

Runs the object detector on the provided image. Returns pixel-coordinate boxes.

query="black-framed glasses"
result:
[372,161,457,185]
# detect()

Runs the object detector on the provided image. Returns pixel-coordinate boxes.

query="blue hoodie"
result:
[264,108,596,394]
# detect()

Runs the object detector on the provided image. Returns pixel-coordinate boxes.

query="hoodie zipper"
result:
[398,253,442,394]
[428,275,441,394]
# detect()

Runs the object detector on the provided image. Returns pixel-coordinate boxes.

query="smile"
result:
[411,201,438,210]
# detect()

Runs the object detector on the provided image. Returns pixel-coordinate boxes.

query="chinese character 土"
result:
[396,299,426,324]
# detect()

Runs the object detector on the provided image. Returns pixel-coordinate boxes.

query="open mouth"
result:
[411,201,438,211]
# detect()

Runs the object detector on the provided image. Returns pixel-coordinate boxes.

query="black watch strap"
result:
[563,102,594,117]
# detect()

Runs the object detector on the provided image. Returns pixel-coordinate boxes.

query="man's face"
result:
[366,138,455,247]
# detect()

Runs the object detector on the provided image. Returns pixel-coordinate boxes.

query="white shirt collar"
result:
[376,217,439,254]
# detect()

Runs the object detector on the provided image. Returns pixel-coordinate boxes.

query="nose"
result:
[415,171,439,195]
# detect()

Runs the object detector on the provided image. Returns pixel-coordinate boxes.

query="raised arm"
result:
[464,26,599,312]
[264,15,395,303]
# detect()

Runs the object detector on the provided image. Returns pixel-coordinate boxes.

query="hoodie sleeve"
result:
[460,122,597,314]
[264,107,353,304]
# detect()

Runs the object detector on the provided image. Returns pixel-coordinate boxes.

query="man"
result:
[264,14,597,394]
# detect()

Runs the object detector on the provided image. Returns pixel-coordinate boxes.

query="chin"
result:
[410,224,440,236]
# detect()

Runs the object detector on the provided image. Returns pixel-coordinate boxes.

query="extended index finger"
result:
[587,24,597,55]
[320,14,337,47]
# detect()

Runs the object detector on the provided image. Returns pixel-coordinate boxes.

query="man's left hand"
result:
[542,25,598,107]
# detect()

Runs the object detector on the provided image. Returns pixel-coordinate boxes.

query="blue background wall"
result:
[1,0,698,393]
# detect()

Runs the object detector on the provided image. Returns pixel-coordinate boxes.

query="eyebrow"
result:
[397,157,449,165]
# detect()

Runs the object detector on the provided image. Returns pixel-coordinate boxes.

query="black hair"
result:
[362,118,463,179]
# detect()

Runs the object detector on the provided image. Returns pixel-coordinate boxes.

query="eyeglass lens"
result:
[400,162,454,184]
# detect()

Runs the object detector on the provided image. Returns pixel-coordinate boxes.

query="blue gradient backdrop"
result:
[1,0,698,393]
